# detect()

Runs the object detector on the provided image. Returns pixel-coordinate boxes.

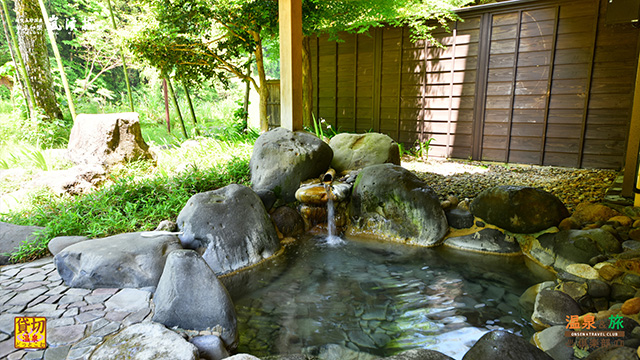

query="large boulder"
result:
[462,330,553,360]
[177,184,280,275]
[67,112,153,167]
[329,132,400,173]
[348,164,448,247]
[0,222,45,265]
[152,250,238,349]
[90,322,199,360]
[470,186,569,234]
[531,289,582,329]
[54,232,182,289]
[250,127,333,203]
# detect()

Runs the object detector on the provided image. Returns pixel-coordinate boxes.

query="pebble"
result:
[408,159,616,211]
[621,297,640,315]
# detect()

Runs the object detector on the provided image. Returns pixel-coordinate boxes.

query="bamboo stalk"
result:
[36,0,76,120]
[106,0,134,112]
[183,82,200,136]
[163,79,170,132]
[0,0,34,116]
[165,77,188,139]
[0,4,29,115]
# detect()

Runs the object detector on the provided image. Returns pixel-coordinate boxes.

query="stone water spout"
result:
[294,172,352,232]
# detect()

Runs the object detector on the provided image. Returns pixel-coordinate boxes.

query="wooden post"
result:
[279,0,303,131]
[623,48,640,201]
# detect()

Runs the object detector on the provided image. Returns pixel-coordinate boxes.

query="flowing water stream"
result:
[229,234,552,359]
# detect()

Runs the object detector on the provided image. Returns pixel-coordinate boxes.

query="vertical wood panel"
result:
[539,6,560,165]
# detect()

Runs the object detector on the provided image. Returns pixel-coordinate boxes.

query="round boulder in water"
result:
[470,185,569,234]
[329,132,400,173]
[177,184,280,275]
[462,330,553,360]
[349,164,447,247]
[250,128,333,203]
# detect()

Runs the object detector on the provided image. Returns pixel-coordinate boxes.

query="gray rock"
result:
[584,346,638,360]
[0,222,45,265]
[329,132,400,173]
[536,229,621,272]
[462,330,553,360]
[225,355,262,360]
[105,288,151,313]
[531,289,582,328]
[67,112,154,167]
[89,322,198,360]
[152,250,238,349]
[190,335,229,360]
[54,232,181,289]
[375,349,454,359]
[255,189,276,211]
[47,236,88,256]
[444,228,521,255]
[445,208,474,229]
[349,164,448,247]
[177,184,280,275]
[611,283,637,301]
[470,186,569,234]
[532,325,567,352]
[250,127,333,203]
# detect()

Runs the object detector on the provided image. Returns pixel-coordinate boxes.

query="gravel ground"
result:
[402,157,619,212]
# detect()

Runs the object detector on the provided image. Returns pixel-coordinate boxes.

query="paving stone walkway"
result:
[0,257,155,360]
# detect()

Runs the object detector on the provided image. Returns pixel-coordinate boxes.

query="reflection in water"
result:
[230,235,547,360]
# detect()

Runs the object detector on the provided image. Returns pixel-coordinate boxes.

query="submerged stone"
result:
[444,228,521,255]
[462,330,553,360]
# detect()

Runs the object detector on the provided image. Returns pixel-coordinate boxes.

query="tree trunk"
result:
[253,34,269,132]
[302,36,312,129]
[15,0,62,121]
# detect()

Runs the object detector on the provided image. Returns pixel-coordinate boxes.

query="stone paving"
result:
[0,257,155,360]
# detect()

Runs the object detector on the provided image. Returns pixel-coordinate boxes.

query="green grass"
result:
[1,155,251,262]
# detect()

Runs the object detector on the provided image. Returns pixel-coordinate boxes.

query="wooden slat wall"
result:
[308,0,638,169]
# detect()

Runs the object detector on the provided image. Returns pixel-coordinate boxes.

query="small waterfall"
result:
[324,183,344,246]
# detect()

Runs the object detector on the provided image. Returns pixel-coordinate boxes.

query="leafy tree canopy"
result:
[128,0,278,88]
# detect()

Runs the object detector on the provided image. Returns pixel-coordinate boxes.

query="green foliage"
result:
[307,114,338,140]
[305,0,475,45]
[128,0,278,87]
[415,137,435,160]
[2,155,252,262]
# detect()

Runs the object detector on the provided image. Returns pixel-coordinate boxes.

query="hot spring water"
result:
[230,234,549,359]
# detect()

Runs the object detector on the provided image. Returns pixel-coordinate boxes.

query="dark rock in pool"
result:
[444,228,521,255]
[271,206,305,237]
[445,208,474,229]
[531,289,581,329]
[375,348,455,359]
[349,164,448,247]
[470,185,569,234]
[177,184,281,275]
[250,127,333,203]
[152,250,238,349]
[583,346,638,360]
[462,330,553,360]
[533,229,622,271]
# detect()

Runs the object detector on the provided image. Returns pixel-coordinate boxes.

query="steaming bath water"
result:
[230,235,551,359]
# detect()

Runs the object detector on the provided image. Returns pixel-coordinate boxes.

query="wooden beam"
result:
[279,0,303,131]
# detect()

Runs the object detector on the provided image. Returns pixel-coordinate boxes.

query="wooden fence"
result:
[307,0,638,169]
